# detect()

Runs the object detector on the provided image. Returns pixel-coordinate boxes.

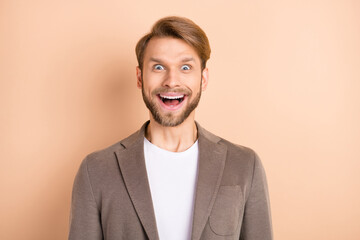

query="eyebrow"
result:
[148,57,196,63]
[149,57,162,63]
[181,57,195,63]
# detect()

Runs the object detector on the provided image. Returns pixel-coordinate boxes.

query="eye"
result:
[181,65,191,71]
[154,64,164,71]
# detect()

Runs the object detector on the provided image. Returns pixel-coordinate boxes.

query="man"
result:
[69,16,273,240]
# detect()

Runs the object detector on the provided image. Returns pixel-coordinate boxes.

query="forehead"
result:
[143,37,200,64]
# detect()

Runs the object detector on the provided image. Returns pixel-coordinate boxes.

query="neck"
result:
[145,113,198,152]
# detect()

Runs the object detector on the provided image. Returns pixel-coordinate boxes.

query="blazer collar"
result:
[119,120,223,148]
[115,121,227,240]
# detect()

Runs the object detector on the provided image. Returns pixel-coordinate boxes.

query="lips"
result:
[160,93,185,103]
[157,93,186,110]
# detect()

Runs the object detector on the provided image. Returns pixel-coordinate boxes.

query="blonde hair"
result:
[135,16,211,70]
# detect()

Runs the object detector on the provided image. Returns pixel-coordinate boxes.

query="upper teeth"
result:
[160,94,184,99]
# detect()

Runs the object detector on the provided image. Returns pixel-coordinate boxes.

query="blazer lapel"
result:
[115,122,159,240]
[191,123,227,240]
[114,121,227,240]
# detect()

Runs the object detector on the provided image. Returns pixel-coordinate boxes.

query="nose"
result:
[162,68,181,88]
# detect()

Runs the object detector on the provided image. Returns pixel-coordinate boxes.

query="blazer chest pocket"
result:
[209,185,243,236]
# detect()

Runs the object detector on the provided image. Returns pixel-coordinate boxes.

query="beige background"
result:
[1,0,359,239]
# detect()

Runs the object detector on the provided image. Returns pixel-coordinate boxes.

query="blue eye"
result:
[181,65,191,70]
[154,64,164,70]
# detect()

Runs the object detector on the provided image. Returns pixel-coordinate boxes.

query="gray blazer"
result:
[69,121,273,240]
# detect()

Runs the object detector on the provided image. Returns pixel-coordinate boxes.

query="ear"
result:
[136,66,142,89]
[201,68,209,91]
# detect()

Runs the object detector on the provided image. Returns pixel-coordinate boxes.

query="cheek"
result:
[189,76,203,91]
[143,72,162,88]
[193,85,202,95]
[141,74,153,89]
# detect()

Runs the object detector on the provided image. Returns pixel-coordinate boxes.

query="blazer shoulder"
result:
[84,141,122,163]
[198,125,258,165]
[215,136,266,188]
[198,124,256,160]
[218,136,257,162]
[82,129,140,167]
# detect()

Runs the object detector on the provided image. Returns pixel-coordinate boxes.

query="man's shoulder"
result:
[220,137,255,156]
[218,137,258,168]
[199,126,257,162]
[201,128,263,185]
[82,130,140,167]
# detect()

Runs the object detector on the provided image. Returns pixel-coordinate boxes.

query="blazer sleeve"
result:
[240,152,273,240]
[68,157,103,240]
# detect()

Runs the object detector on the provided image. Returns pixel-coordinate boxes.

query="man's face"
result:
[137,37,208,127]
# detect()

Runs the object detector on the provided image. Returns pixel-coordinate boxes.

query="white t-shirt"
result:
[144,137,199,240]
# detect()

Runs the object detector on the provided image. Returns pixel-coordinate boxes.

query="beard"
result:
[141,84,202,127]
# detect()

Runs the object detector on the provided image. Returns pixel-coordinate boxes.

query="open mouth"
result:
[158,94,186,109]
